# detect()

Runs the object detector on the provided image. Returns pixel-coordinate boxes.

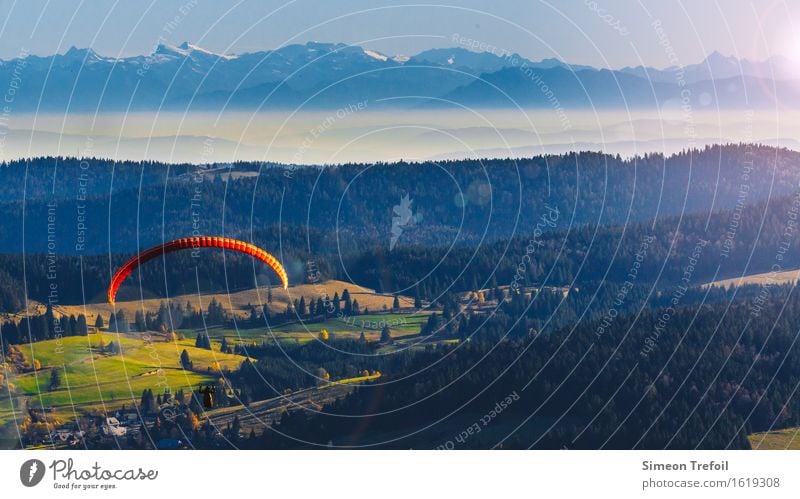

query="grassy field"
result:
[326,372,381,387]
[51,279,414,325]
[703,268,800,289]
[1,280,428,427]
[749,428,800,449]
[1,332,246,424]
[1,310,432,425]
[192,312,431,345]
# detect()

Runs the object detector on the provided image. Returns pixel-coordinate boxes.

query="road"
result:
[206,383,357,431]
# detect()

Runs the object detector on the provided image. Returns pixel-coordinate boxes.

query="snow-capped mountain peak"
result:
[182,42,238,60]
[363,49,389,62]
[153,42,238,60]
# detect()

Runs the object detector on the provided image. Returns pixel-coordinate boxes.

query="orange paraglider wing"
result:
[107,236,288,304]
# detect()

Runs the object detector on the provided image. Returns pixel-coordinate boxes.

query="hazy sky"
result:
[0,0,797,68]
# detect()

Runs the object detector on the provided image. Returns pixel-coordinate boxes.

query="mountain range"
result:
[2,42,799,111]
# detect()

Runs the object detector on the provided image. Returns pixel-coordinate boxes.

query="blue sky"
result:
[0,0,796,68]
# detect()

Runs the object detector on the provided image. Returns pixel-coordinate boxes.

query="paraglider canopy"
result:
[107,236,288,304]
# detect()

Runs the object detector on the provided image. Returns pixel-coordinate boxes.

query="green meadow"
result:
[1,312,432,425]
[196,312,431,344]
[2,332,246,424]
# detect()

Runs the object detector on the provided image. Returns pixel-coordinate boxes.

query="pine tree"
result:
[207,298,226,324]
[424,313,440,335]
[316,297,325,316]
[230,415,241,440]
[49,367,61,390]
[110,310,130,333]
[393,294,400,310]
[342,289,352,315]
[180,349,193,370]
[156,302,169,330]
[59,315,71,337]
[195,332,211,350]
[34,315,47,341]
[106,340,118,355]
[175,388,185,405]
[380,326,392,344]
[135,310,146,332]
[44,303,55,338]
[141,388,155,414]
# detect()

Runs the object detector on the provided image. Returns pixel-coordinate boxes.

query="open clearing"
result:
[197,312,431,345]
[48,279,414,326]
[749,428,800,449]
[1,332,246,425]
[703,268,800,289]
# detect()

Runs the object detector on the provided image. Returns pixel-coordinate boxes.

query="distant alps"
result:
[1,42,798,111]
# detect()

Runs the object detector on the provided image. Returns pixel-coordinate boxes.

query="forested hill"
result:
[1,144,798,255]
[348,187,800,295]
[2,173,800,309]
[267,285,800,449]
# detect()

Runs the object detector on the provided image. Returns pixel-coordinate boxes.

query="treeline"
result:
[0,157,200,204]
[0,304,89,345]
[3,145,799,254]
[264,285,800,449]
